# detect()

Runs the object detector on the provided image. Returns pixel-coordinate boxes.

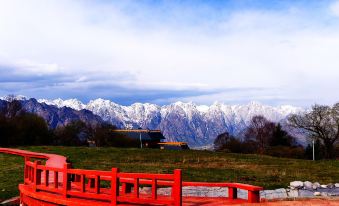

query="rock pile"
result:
[260,181,339,200]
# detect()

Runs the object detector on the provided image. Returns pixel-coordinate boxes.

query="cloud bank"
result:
[1,0,339,106]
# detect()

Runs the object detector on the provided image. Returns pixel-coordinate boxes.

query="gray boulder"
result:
[299,190,314,197]
[313,182,321,190]
[287,189,299,198]
[303,181,313,190]
[327,183,334,189]
[290,181,304,189]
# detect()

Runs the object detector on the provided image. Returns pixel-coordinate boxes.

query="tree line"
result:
[214,102,339,159]
[214,116,305,159]
[0,100,139,147]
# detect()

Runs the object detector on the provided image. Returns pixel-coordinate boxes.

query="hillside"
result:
[1,146,338,200]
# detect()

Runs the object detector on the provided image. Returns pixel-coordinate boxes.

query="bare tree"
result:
[289,104,339,158]
[245,115,275,154]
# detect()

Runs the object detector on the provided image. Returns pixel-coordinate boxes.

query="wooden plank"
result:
[45,170,49,187]
[54,171,58,189]
[152,178,157,200]
[111,168,119,206]
[173,169,182,206]
[134,178,139,198]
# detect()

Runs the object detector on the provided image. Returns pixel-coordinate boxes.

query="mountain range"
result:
[37,97,303,147]
[0,95,304,147]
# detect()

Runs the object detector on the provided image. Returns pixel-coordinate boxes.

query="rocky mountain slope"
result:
[0,97,103,128]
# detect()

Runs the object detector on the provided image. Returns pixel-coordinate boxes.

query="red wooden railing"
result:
[1,148,263,205]
[23,158,182,205]
[182,182,262,203]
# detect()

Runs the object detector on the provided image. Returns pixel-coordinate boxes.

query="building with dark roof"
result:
[112,129,165,148]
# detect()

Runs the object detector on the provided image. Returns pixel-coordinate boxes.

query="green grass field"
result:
[1,146,339,201]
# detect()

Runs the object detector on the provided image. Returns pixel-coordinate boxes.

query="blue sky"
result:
[1,0,339,106]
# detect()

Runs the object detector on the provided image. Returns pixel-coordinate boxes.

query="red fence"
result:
[24,158,182,206]
[1,148,263,205]
[183,182,262,203]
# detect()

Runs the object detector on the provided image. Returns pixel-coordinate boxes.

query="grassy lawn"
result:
[1,146,339,200]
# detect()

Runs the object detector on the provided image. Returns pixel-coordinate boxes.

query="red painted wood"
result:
[151,178,157,200]
[1,148,263,205]
[63,163,71,198]
[111,167,119,206]
[183,182,263,191]
[248,190,260,203]
[228,187,237,200]
[54,171,58,189]
[173,169,182,206]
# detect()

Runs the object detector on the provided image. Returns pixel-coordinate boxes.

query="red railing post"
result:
[134,178,139,198]
[111,168,119,206]
[122,183,132,194]
[173,169,182,206]
[24,156,30,183]
[33,161,41,192]
[54,171,59,189]
[152,178,157,200]
[63,163,71,198]
[248,190,260,203]
[95,175,101,194]
[228,187,237,200]
[80,174,86,192]
[45,170,49,187]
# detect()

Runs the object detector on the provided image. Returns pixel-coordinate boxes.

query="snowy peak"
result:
[39,98,85,110]
[1,95,28,101]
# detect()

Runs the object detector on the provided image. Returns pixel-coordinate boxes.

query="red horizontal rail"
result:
[67,190,112,201]
[0,148,48,159]
[121,178,174,186]
[118,196,174,205]
[36,165,63,172]
[118,172,174,180]
[68,168,112,176]
[36,185,63,194]
[183,182,263,191]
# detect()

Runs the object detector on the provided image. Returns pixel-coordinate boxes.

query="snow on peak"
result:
[38,98,85,110]
[1,94,28,101]
[34,97,302,131]
[196,105,209,113]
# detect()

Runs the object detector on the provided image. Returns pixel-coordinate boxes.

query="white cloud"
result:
[330,0,339,16]
[0,1,339,106]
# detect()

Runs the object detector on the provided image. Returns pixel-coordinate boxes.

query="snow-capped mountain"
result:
[37,97,303,147]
